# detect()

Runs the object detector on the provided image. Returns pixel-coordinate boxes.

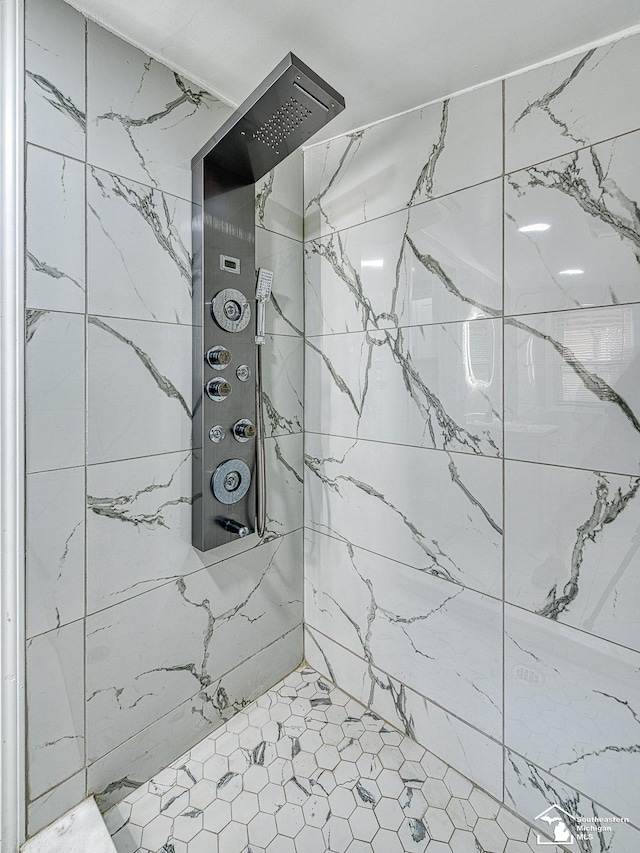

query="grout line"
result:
[304,624,640,832]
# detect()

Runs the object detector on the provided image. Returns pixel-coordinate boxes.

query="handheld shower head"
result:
[256,268,274,302]
[255,268,274,344]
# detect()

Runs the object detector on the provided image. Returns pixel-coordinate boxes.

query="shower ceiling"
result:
[67,0,640,142]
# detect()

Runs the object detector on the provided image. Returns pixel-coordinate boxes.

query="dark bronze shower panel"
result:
[192,53,344,552]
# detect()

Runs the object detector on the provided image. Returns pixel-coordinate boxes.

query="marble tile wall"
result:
[24,0,304,838]
[303,29,640,849]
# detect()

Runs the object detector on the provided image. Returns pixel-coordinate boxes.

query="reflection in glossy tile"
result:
[255,152,303,241]
[505,460,640,651]
[304,84,502,238]
[505,32,640,172]
[27,146,85,313]
[305,433,503,597]
[506,130,640,315]
[306,320,502,456]
[25,0,85,158]
[305,179,502,337]
[505,605,640,821]
[256,228,303,337]
[27,622,85,800]
[88,167,192,324]
[305,531,503,737]
[26,310,85,473]
[87,22,231,201]
[87,316,192,464]
[504,306,640,475]
[86,531,303,761]
[505,750,640,853]
[27,467,85,638]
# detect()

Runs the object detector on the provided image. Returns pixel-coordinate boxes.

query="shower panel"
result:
[192,53,344,551]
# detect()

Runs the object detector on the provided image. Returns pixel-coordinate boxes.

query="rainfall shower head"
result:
[192,53,345,183]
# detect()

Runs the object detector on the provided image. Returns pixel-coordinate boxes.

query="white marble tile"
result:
[305,179,503,336]
[87,167,192,324]
[304,532,503,739]
[305,433,503,597]
[23,797,116,853]
[262,335,303,437]
[505,130,640,315]
[306,320,502,456]
[27,622,85,800]
[304,628,503,800]
[505,605,640,822]
[255,151,303,241]
[27,772,86,838]
[25,0,85,158]
[505,751,640,852]
[87,22,231,201]
[304,83,502,238]
[26,310,85,474]
[89,626,303,812]
[87,316,192,464]
[504,306,640,475]
[505,460,640,652]
[256,228,303,337]
[27,467,85,638]
[86,437,301,612]
[505,32,640,173]
[27,146,85,313]
[86,532,302,761]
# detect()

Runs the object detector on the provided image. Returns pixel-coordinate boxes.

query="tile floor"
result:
[104,666,549,853]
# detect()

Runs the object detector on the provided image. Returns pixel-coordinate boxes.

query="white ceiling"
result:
[69,0,640,144]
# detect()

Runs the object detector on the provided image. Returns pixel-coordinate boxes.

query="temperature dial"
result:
[206,346,231,369]
[205,378,231,401]
[233,419,256,443]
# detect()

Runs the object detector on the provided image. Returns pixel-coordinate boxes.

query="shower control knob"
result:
[236,364,251,382]
[205,378,232,401]
[209,425,226,443]
[206,346,231,369]
[216,517,251,538]
[233,419,256,442]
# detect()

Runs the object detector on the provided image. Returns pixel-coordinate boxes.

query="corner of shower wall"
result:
[301,28,640,849]
[23,0,305,837]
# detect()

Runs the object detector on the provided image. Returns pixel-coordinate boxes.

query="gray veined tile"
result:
[304,626,504,800]
[255,229,303,337]
[505,605,640,822]
[304,433,503,598]
[304,82,502,238]
[87,316,192,464]
[305,319,502,457]
[86,439,301,612]
[89,627,302,812]
[262,335,304,437]
[26,311,85,474]
[27,467,85,638]
[25,0,86,158]
[505,130,640,315]
[305,178,502,336]
[505,460,640,652]
[27,622,85,801]
[504,306,640,475]
[505,32,640,173]
[304,532,503,740]
[27,146,85,314]
[86,532,302,761]
[505,750,640,853]
[87,22,232,201]
[255,151,303,241]
[87,167,192,324]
